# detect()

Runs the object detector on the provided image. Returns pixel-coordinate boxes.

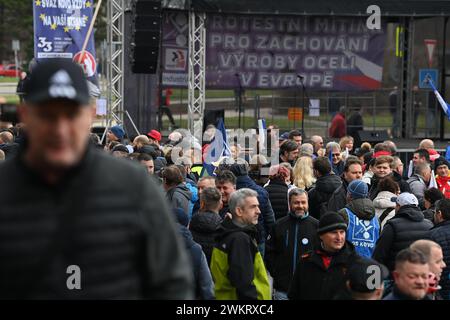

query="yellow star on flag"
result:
[50,23,57,30]
[39,14,46,21]
[75,25,81,31]
[35,0,42,6]
[64,26,70,33]
[83,15,89,22]
[86,1,92,8]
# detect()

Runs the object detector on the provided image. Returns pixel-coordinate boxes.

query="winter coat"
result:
[0,146,193,299]
[373,191,397,230]
[422,206,436,222]
[429,220,450,300]
[383,286,431,300]
[235,173,276,243]
[288,242,359,300]
[332,161,345,176]
[327,178,349,212]
[308,174,342,220]
[407,174,428,208]
[338,199,379,258]
[178,224,215,300]
[264,179,289,220]
[265,212,319,292]
[373,205,433,271]
[369,171,411,200]
[167,183,192,215]
[189,211,223,266]
[185,178,199,219]
[436,174,450,199]
[210,219,271,300]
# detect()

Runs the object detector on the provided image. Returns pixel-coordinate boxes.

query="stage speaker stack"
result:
[130,0,162,74]
[356,130,389,145]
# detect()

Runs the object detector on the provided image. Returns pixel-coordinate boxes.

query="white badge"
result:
[302,238,309,245]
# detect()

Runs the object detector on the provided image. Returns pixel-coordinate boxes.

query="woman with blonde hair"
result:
[339,136,354,159]
[293,156,316,191]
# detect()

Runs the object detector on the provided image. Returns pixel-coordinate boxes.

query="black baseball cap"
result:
[347,258,389,293]
[24,59,90,105]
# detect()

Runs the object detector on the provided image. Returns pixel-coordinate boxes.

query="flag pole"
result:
[77,0,103,64]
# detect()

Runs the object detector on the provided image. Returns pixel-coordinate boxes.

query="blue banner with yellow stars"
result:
[33,0,97,80]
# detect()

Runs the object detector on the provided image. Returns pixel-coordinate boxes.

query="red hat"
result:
[147,130,161,142]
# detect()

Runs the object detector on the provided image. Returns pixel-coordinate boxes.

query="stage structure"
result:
[105,0,125,138]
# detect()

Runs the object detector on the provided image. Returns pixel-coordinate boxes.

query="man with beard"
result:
[265,188,319,299]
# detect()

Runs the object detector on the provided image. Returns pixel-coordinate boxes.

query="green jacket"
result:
[210,218,271,300]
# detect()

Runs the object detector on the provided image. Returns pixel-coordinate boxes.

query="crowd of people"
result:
[1,59,450,301]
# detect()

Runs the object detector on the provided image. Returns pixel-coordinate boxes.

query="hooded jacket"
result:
[373,205,433,271]
[265,212,319,292]
[189,211,223,265]
[308,174,342,220]
[210,218,271,300]
[373,191,397,230]
[338,198,379,258]
[167,183,192,215]
[178,224,215,300]
[288,241,359,300]
[369,171,411,200]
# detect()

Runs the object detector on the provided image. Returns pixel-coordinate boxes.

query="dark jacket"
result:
[264,179,289,220]
[422,205,436,222]
[0,146,193,299]
[167,183,192,215]
[383,286,431,300]
[189,211,223,266]
[233,170,276,244]
[178,224,215,300]
[369,171,411,200]
[373,205,433,272]
[332,161,345,176]
[429,220,450,300]
[210,219,271,300]
[308,174,342,220]
[288,241,359,300]
[327,178,349,212]
[265,212,319,292]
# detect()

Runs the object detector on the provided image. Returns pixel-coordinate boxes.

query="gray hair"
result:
[288,188,307,203]
[410,240,442,263]
[229,188,258,215]
[326,141,341,153]
[414,163,431,176]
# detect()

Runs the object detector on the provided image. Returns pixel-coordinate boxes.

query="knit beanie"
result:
[317,212,348,235]
[110,125,125,140]
[347,180,368,199]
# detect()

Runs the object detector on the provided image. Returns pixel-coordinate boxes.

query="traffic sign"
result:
[419,69,438,89]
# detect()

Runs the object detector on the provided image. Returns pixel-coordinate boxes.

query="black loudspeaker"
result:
[203,110,225,129]
[131,0,162,74]
[356,130,389,145]
[0,104,18,124]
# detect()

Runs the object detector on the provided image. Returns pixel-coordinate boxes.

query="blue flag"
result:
[203,118,231,176]
[33,0,98,82]
[428,77,450,121]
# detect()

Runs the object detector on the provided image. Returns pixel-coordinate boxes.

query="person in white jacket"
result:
[373,176,400,230]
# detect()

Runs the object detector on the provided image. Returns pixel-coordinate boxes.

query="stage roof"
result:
[163,0,450,17]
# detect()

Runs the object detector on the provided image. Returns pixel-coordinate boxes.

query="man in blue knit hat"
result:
[338,179,380,258]
[107,125,125,143]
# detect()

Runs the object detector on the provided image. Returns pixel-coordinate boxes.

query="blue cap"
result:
[347,180,368,199]
[110,125,125,140]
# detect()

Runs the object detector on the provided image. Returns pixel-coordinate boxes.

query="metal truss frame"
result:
[105,0,125,141]
[188,9,206,141]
